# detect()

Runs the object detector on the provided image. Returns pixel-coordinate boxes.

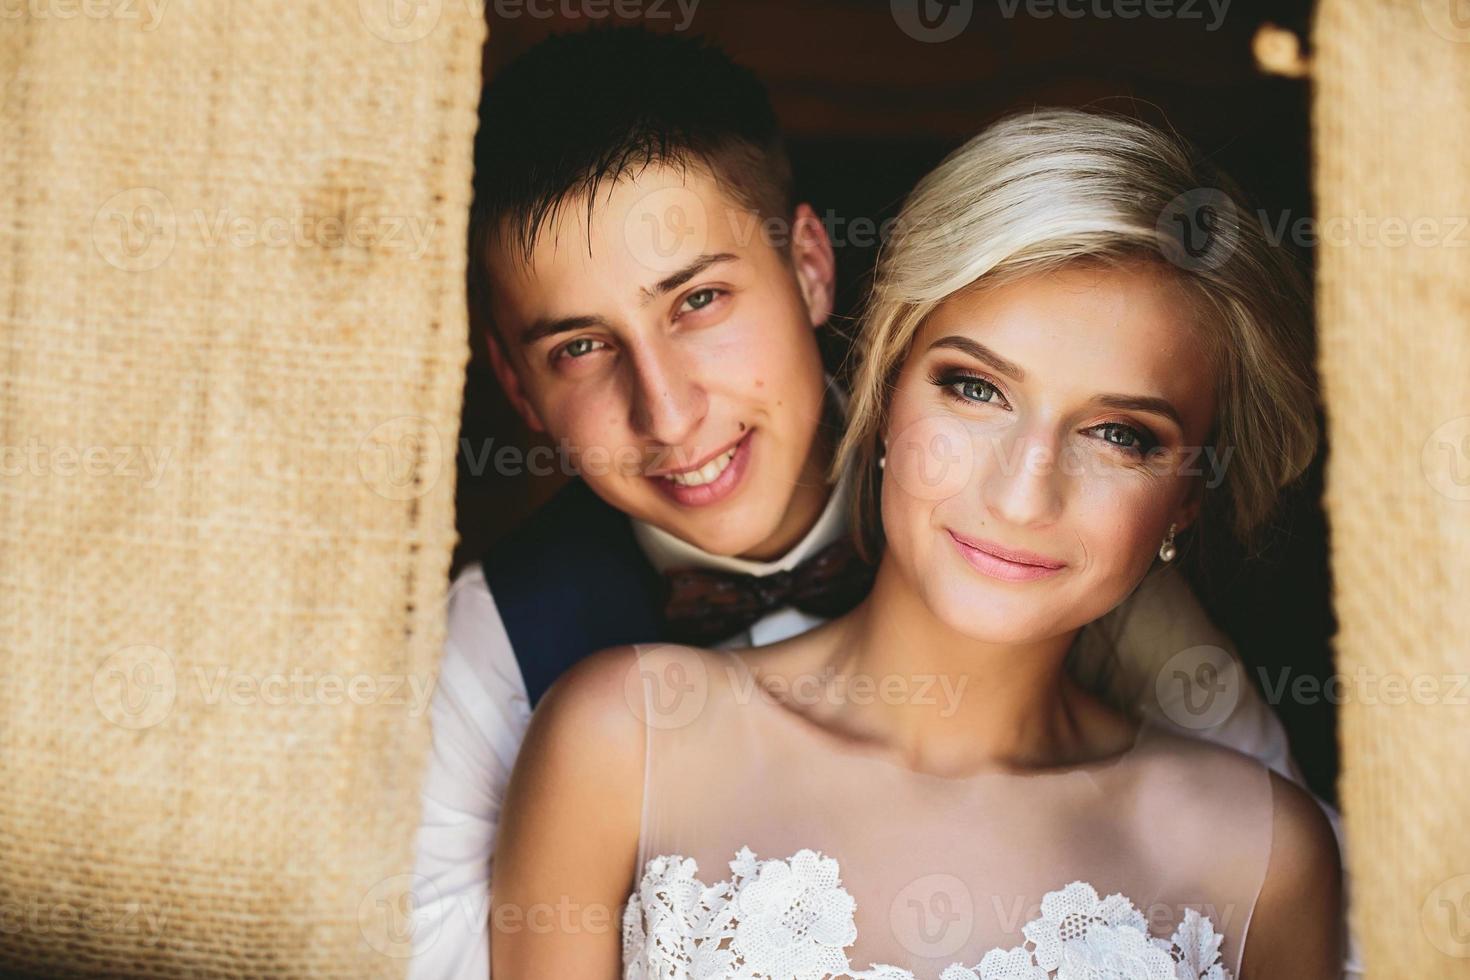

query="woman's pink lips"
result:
[648,430,753,507]
[947,530,1066,582]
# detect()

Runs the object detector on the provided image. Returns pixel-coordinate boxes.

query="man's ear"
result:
[483,327,547,434]
[789,202,836,329]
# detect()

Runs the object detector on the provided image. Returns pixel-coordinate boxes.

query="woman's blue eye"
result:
[1096,423,1158,454]
[929,370,1008,407]
[954,378,1001,403]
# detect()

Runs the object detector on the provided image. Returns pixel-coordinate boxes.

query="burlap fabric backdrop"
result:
[1314,0,1470,975]
[0,2,482,976]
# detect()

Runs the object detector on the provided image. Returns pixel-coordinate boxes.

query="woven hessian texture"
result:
[1314,0,1470,974]
[0,3,483,976]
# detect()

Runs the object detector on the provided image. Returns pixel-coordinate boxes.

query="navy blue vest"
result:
[481,480,666,707]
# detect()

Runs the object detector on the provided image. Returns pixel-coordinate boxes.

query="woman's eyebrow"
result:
[927,335,1027,381]
[1093,393,1184,429]
[927,334,1186,429]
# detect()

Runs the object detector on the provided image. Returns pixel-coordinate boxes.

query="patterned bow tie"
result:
[662,537,876,646]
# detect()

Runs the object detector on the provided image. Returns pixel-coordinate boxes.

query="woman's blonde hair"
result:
[835,108,1319,560]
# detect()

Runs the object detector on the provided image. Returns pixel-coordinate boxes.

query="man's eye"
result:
[559,338,607,360]
[680,288,722,313]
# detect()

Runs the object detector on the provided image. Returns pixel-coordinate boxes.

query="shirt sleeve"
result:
[407,564,532,980]
[1070,564,1362,978]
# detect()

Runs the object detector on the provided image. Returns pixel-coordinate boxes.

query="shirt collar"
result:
[632,378,852,577]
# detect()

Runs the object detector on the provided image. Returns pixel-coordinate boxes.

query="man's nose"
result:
[627,341,708,449]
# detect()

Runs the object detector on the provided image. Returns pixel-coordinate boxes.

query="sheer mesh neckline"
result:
[726,650,1151,785]
[630,645,1276,978]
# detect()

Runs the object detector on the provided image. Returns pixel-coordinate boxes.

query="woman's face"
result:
[881,262,1219,644]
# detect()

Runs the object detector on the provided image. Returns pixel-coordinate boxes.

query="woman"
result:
[491,109,1342,978]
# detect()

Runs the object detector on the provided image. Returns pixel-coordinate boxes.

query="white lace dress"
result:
[621,647,1276,980]
[623,852,1230,979]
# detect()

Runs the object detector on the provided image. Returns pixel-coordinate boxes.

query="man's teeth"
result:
[665,446,738,487]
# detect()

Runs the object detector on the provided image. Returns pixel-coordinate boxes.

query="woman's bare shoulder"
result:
[1239,771,1343,977]
[534,643,745,745]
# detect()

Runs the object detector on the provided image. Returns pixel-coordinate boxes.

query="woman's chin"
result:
[926,584,1104,648]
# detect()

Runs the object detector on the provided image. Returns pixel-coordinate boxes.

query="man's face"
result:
[484,164,836,560]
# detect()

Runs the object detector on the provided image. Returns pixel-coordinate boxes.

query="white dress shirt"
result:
[407,461,1360,979]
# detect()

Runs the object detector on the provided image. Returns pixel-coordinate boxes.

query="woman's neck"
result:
[813,555,1125,777]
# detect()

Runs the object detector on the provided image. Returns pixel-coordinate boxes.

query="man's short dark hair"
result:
[470,26,794,277]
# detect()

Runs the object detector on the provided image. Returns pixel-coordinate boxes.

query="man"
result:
[408,27,1336,979]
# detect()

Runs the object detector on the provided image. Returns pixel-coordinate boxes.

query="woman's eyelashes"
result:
[931,368,1010,408]
[1088,421,1162,457]
[930,366,1163,459]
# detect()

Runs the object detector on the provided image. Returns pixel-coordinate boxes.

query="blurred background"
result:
[454,0,1335,800]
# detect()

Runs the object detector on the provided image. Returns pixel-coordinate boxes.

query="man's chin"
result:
[630,498,787,560]
[665,516,782,559]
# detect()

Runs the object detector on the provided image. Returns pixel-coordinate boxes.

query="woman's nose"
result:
[979,430,1066,529]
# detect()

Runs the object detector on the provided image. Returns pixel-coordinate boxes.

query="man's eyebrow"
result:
[519,314,612,347]
[1093,393,1184,430]
[517,251,739,346]
[927,335,1027,382]
[639,252,740,304]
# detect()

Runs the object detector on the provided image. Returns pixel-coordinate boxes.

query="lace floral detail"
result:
[623,848,857,980]
[622,851,1231,980]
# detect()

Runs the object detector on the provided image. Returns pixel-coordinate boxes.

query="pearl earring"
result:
[1158,523,1178,563]
[878,440,887,470]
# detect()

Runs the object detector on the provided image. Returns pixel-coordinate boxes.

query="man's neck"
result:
[734,409,839,563]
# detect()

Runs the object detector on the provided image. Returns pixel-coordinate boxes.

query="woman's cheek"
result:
[885,411,976,505]
[1073,476,1169,582]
